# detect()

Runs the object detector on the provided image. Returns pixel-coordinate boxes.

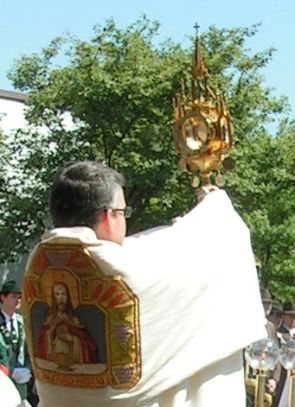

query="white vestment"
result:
[0,370,22,407]
[25,190,267,406]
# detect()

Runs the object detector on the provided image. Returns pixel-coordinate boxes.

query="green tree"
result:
[253,123,295,302]
[226,127,295,302]
[2,18,293,300]
[195,26,294,302]
[4,17,192,261]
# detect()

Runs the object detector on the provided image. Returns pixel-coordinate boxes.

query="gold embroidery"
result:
[22,244,141,389]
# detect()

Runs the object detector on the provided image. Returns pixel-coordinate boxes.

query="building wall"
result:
[0,90,28,286]
[0,89,76,287]
[0,90,27,134]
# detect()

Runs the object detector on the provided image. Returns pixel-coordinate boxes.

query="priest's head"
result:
[49,161,131,245]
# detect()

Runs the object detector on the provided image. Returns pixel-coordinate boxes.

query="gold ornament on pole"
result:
[245,338,279,407]
[254,369,268,407]
[173,24,234,193]
[290,371,295,407]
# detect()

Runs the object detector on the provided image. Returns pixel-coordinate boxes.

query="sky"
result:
[1,0,295,121]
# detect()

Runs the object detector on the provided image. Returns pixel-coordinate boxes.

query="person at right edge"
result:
[24,161,267,406]
[273,303,295,407]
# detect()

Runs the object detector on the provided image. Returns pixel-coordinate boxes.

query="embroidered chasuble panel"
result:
[22,244,141,389]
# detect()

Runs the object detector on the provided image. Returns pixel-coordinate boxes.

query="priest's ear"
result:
[94,209,114,239]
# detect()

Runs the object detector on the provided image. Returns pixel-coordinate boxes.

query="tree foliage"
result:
[2,18,294,300]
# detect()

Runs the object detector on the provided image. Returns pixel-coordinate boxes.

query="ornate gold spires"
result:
[173,25,234,189]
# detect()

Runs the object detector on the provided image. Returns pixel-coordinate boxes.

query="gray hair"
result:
[49,161,125,228]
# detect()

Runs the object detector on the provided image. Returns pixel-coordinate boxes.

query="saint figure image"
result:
[37,282,98,369]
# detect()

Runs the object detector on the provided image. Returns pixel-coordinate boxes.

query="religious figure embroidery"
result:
[37,282,98,370]
[23,244,141,388]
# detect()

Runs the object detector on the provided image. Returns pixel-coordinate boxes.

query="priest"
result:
[23,160,266,407]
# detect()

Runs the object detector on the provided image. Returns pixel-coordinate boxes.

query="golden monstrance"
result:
[173,25,234,196]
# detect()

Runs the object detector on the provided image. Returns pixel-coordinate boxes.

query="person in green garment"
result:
[0,280,31,401]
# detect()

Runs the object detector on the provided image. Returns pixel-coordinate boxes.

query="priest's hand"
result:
[197,185,219,203]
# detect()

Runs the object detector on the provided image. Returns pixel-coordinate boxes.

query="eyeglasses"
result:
[109,206,133,219]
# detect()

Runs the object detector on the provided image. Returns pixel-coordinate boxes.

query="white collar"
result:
[41,226,100,245]
[1,310,16,324]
